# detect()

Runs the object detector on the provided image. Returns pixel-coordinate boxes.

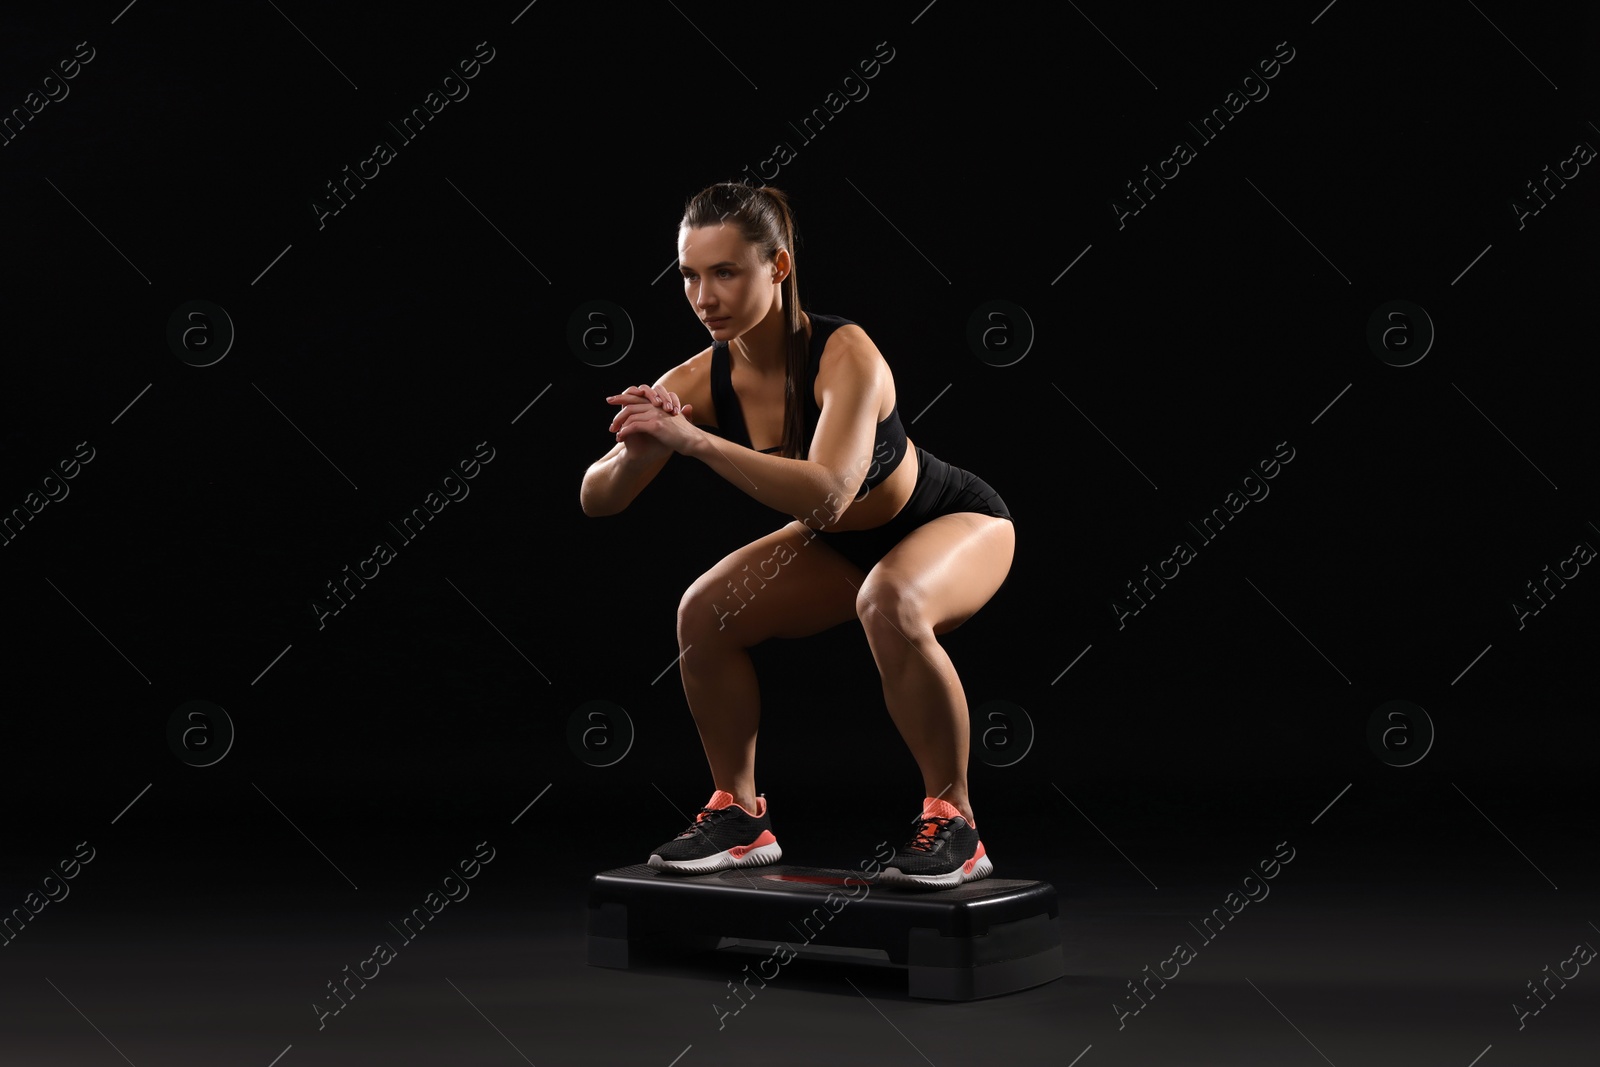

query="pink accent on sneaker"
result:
[920,796,972,829]
[962,842,988,873]
[699,789,736,819]
[700,789,763,819]
[729,831,777,857]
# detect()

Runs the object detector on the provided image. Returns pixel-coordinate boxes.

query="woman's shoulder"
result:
[656,343,715,384]
[810,314,891,413]
[654,345,718,426]
[807,310,861,336]
[809,312,873,357]
[810,312,882,369]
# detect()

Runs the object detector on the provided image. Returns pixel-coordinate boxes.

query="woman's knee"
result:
[679,569,763,647]
[855,573,926,642]
[678,575,724,643]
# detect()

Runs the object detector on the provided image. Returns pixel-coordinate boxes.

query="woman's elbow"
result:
[581,488,624,518]
[801,481,850,530]
[580,477,620,518]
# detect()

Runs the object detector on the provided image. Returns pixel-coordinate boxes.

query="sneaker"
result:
[646,789,782,874]
[873,796,993,890]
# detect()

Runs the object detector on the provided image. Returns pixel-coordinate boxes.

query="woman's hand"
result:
[606,384,684,415]
[607,385,700,456]
[605,386,672,462]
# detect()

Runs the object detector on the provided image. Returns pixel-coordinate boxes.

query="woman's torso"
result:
[684,311,917,531]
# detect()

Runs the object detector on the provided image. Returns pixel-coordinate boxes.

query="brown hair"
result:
[680,182,807,459]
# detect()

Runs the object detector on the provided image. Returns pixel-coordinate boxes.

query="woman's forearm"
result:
[581,444,668,516]
[687,429,849,525]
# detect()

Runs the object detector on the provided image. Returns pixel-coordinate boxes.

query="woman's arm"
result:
[581,359,705,516]
[580,436,672,517]
[675,336,885,525]
[685,435,848,525]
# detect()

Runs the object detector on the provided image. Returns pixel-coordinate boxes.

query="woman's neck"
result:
[730,307,808,377]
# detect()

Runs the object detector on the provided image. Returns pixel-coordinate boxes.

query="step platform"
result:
[586,862,1065,1000]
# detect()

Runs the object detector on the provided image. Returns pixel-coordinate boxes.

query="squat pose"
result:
[580,183,1015,889]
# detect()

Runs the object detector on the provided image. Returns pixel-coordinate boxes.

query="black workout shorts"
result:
[808,445,1013,574]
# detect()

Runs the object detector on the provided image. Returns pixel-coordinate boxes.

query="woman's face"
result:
[678,224,781,341]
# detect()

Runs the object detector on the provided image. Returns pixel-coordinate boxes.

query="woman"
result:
[580,182,1015,889]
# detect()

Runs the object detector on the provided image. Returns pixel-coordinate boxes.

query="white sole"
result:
[875,851,993,889]
[647,841,783,874]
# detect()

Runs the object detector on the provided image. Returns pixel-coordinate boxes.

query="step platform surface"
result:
[587,862,1065,1000]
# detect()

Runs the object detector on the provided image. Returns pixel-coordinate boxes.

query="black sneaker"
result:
[647,789,782,874]
[874,797,993,890]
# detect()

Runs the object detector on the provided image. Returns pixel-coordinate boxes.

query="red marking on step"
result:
[759,874,871,886]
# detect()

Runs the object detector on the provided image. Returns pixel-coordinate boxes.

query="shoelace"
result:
[676,805,736,839]
[904,814,954,853]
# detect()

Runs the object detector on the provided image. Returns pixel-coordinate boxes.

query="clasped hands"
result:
[606,384,701,456]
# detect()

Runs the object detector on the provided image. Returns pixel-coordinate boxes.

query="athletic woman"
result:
[580,182,1015,889]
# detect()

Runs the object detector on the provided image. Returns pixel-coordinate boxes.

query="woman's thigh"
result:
[679,520,868,647]
[861,512,1016,636]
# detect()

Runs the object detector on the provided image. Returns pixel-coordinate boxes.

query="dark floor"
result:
[5,785,1594,1066]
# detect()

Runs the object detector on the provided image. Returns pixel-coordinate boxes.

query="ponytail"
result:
[760,187,808,460]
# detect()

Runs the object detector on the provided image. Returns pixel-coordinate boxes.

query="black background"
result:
[2,1,1597,1064]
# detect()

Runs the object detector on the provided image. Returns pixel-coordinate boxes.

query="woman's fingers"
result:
[611,394,683,429]
[607,386,689,416]
[605,385,690,422]
[607,385,673,410]
[609,398,659,431]
[615,408,661,438]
